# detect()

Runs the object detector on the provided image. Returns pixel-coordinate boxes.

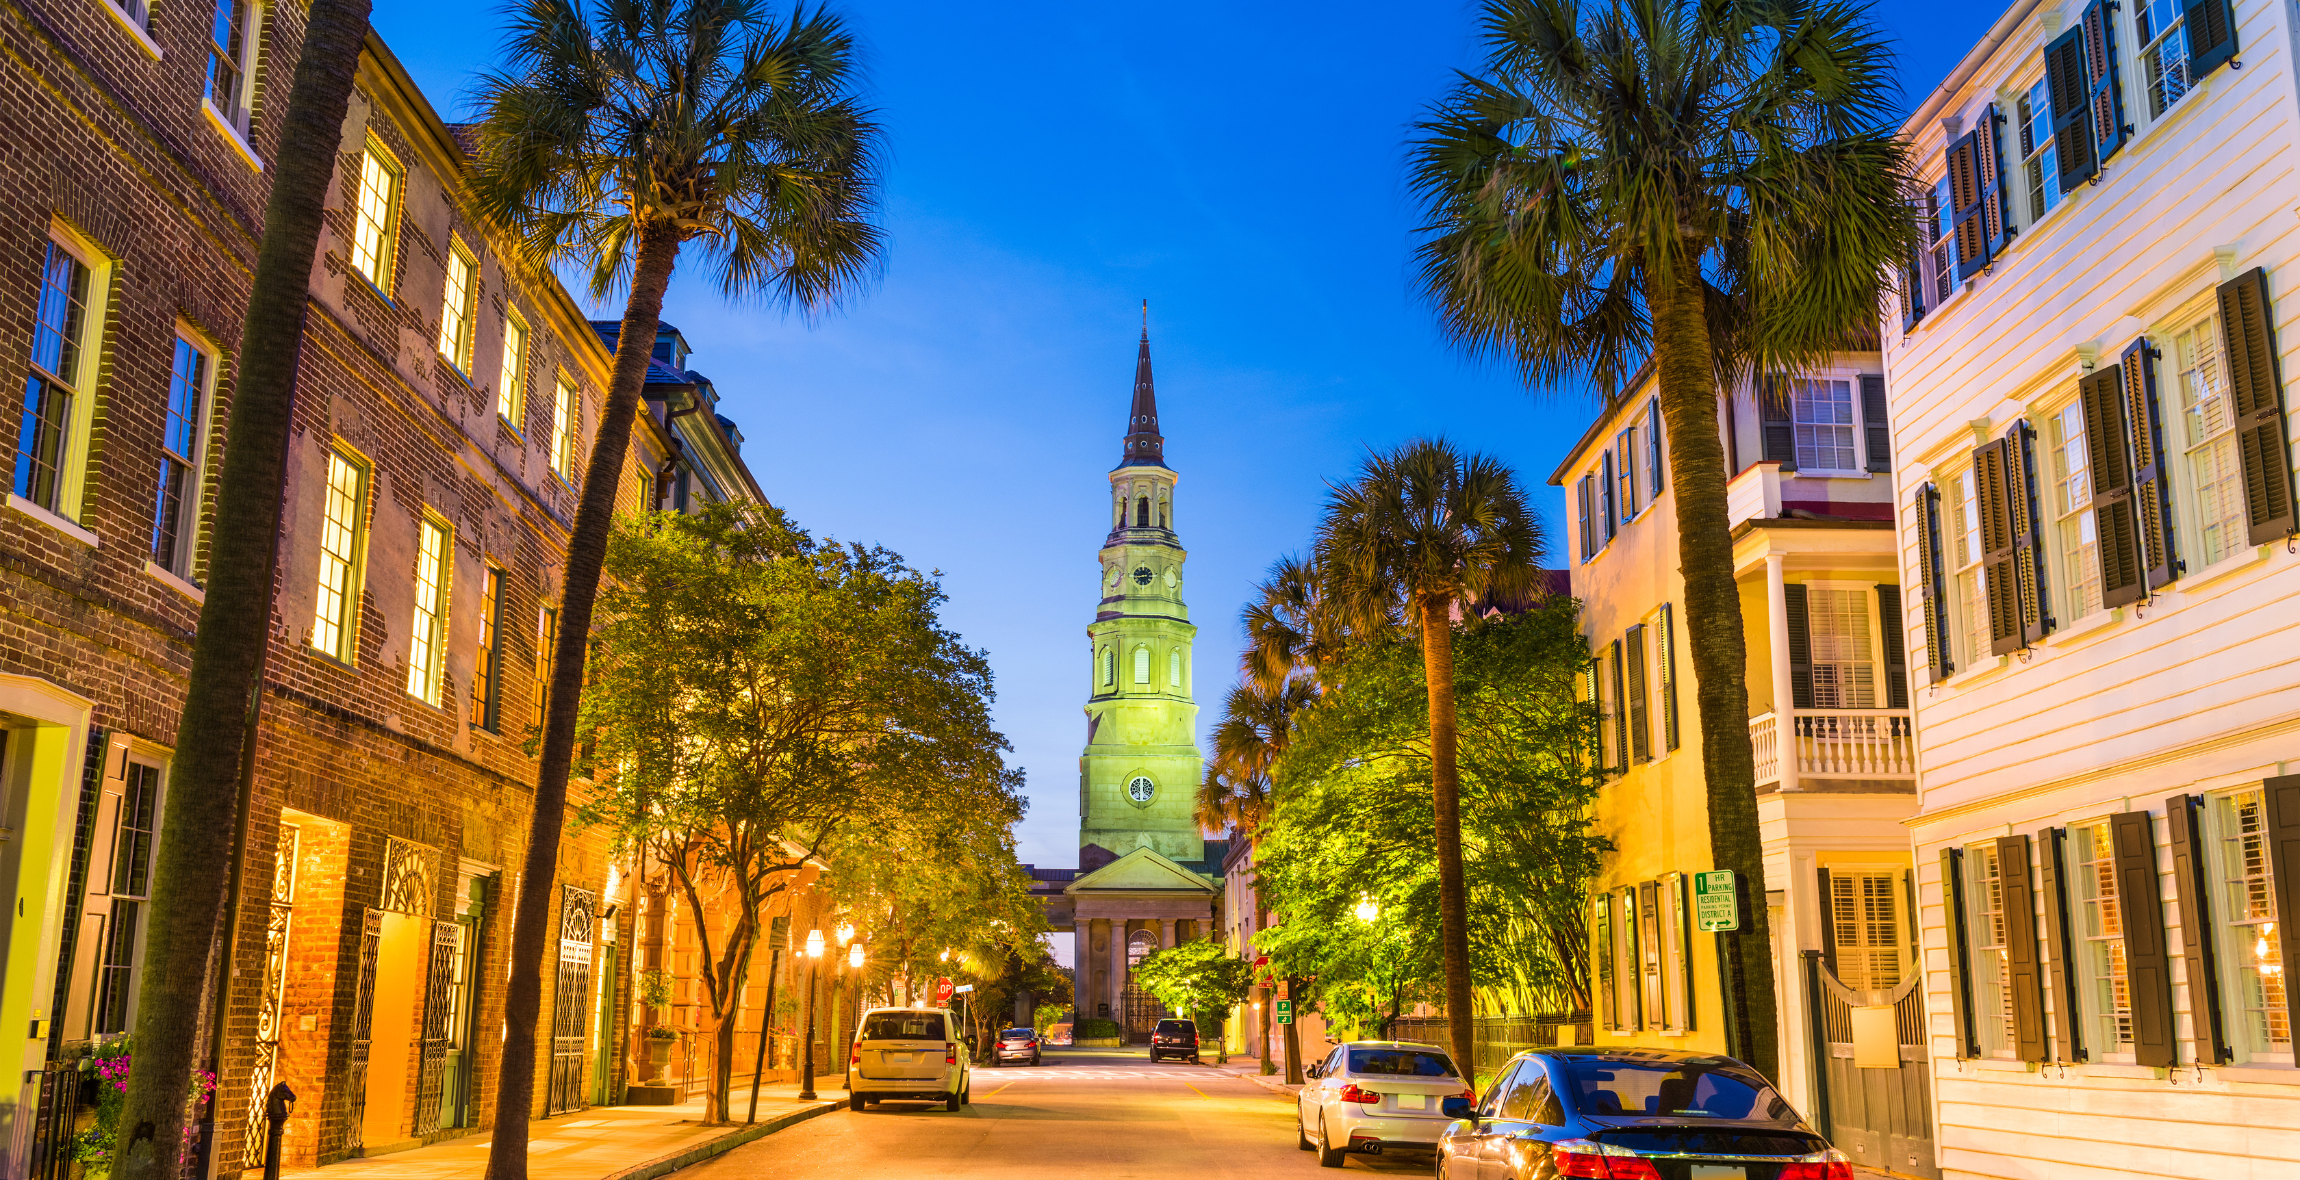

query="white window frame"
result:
[87,752,168,1039]
[439,237,479,375]
[498,310,529,430]
[550,376,579,485]
[1613,425,1640,520]
[204,0,265,141]
[407,513,452,705]
[1658,872,1689,1034]
[2013,75,2065,231]
[2168,299,2247,570]
[1800,581,1881,710]
[311,447,370,663]
[350,140,403,294]
[1965,840,2018,1058]
[2068,818,2136,1062]
[1945,467,1989,672]
[1828,863,1909,992]
[152,326,220,580]
[15,226,109,524]
[2210,787,2294,1064]
[1787,377,1865,476]
[2133,0,2194,121]
[2045,396,2103,624]
[1926,176,1957,308]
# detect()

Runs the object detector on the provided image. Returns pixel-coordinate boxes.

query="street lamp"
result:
[1354,896,1379,923]
[836,922,855,947]
[799,929,825,1100]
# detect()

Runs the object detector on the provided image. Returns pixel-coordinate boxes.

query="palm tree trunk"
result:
[1652,263,1778,1082]
[488,221,682,1180]
[114,3,373,1176]
[1419,596,1479,1089]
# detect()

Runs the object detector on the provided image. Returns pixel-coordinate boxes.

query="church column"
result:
[1109,920,1128,1016]
[1159,918,1176,951]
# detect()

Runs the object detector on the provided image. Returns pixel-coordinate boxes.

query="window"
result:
[1167,647,1181,689]
[1829,870,1904,991]
[17,237,99,516]
[2070,820,2133,1057]
[1576,473,1598,561]
[94,762,160,1035]
[407,517,450,703]
[206,0,262,134]
[1804,588,1875,709]
[153,334,215,576]
[439,240,478,373]
[2048,402,2102,622]
[550,378,578,483]
[2135,0,2191,119]
[1930,178,1956,304]
[1948,468,1989,669]
[312,449,369,662]
[1099,646,1114,688]
[1790,379,1859,472]
[471,566,503,730]
[2174,311,2245,567]
[108,0,150,33]
[2215,790,2291,1059]
[1593,894,1618,1030]
[1966,842,2017,1055]
[351,144,402,290]
[534,604,559,730]
[498,313,528,427]
[1133,646,1150,685]
[1614,426,1639,518]
[2016,78,2062,224]
[1658,874,1688,1033]
[1599,452,1617,541]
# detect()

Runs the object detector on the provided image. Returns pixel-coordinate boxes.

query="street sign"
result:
[1275,979,1290,1000]
[1274,999,1293,1025]
[1694,870,1739,932]
[953,984,974,995]
[935,977,955,1005]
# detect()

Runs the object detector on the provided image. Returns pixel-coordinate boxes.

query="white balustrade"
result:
[1750,712,1780,785]
[1748,708,1915,785]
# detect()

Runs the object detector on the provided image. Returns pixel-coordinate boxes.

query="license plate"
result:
[889,1054,913,1063]
[1394,1094,1426,1110]
[1688,1167,1747,1179]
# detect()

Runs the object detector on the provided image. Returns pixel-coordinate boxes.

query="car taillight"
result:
[945,1043,958,1065]
[850,1049,860,1064]
[1336,1084,1380,1105]
[1549,1139,1661,1180]
[1777,1148,1857,1180]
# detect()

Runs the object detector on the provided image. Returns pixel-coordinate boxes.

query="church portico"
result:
[1065,848,1217,1036]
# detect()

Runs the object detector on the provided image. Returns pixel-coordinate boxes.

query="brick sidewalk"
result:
[283,1086,837,1180]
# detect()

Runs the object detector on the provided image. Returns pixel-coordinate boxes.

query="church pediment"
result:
[1064,846,1214,895]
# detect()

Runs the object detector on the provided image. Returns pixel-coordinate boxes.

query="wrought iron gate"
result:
[341,908,383,1157]
[1803,951,1938,1178]
[242,825,299,1168]
[412,920,459,1135]
[549,886,596,1115]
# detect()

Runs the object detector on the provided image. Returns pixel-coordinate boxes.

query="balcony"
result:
[1749,709,1916,791]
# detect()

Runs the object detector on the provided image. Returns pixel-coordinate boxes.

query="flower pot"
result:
[646,1038,675,1086]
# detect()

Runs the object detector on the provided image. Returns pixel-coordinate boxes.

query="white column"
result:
[1766,552,1800,793]
[1109,920,1128,1015]
[1160,918,1177,950]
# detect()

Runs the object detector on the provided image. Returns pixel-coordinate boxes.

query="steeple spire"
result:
[1121,301,1165,467]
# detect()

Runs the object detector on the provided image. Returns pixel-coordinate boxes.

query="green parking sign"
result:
[1695,870,1739,932]
[1275,999,1293,1025]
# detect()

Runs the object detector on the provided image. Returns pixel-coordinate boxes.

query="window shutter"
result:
[2164,793,2230,1065]
[1979,103,2011,257]
[2109,809,2176,1069]
[1625,624,1650,764]
[1647,398,1665,496]
[1577,475,1594,561]
[1995,834,2048,1063]
[2044,26,2096,192]
[1609,639,1628,774]
[2183,0,2238,79]
[2080,0,2128,167]
[1601,451,1618,540]
[1913,484,1954,682]
[2036,827,2088,1063]
[1947,131,1989,280]
[1657,603,1681,753]
[2080,363,2145,607]
[1783,583,1813,710]
[1941,847,1978,1058]
[2121,338,2181,590]
[2008,420,2052,644]
[2215,267,2296,546]
[1973,437,2026,656]
[1760,379,1796,470]
[1875,584,1909,710]
[1899,242,1927,331]
[2263,774,2300,1052]
[1817,866,1838,976]
[1860,375,1891,473]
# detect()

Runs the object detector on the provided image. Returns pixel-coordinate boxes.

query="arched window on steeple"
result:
[1101,647,1115,687]
[1168,648,1182,689]
[1157,496,1168,529]
[1136,496,1150,527]
[1133,646,1150,684]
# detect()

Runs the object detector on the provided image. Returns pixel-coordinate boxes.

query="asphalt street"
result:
[680,1047,1433,1180]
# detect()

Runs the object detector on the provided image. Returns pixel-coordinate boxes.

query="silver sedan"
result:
[1295,1041,1473,1167]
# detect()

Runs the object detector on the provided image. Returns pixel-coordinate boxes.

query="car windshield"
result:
[1001,1029,1033,1040]
[861,1013,946,1041]
[1559,1057,1795,1121]
[1347,1048,1457,1077]
[1156,1021,1193,1035]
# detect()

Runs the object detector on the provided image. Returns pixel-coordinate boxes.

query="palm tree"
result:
[1194,679,1313,836]
[1407,0,1912,1083]
[114,2,377,1177]
[467,0,880,1167]
[1315,438,1545,1086]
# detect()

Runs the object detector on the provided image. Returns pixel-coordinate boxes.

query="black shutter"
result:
[1657,603,1681,753]
[1861,374,1891,473]
[1973,437,2025,656]
[1913,484,1954,682]
[1609,640,1627,774]
[1979,103,2011,257]
[1996,834,2048,1063]
[1817,867,1838,977]
[1941,847,1978,1058]
[2081,362,2145,608]
[1601,452,1618,541]
[1900,242,1928,331]
[2008,420,2051,644]
[2165,793,2229,1065]
[2037,827,2088,1063]
[1947,131,1990,280]
[2183,0,2238,79]
[2263,775,2300,1052]
[1647,398,1665,496]
[1875,584,1909,710]
[2081,0,2128,166]
[1784,583,1813,709]
[2110,809,2176,1069]
[1625,624,1650,763]
[2216,268,2296,545]
[2121,338,2180,589]
[2045,26,2096,192]
[1578,475,1595,561]
[1760,379,1796,470]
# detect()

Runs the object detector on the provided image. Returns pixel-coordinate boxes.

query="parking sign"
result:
[1275,999,1293,1025]
[1694,870,1739,932]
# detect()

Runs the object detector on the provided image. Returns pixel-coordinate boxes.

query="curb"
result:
[595,1100,840,1180]
[1210,1064,1299,1097]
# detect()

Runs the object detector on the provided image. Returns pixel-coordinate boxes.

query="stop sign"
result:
[935,977,955,1005]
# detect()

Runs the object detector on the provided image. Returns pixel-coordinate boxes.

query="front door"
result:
[549,886,597,1115]
[590,942,619,1106]
[438,902,481,1129]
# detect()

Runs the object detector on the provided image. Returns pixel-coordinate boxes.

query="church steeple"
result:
[1121,302,1164,468]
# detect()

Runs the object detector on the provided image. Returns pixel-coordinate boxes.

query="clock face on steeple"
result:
[1127,776,1156,804]
[1133,566,1153,585]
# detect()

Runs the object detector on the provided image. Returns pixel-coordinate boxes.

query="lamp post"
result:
[848,940,866,1041]
[835,925,856,1054]
[799,928,825,1100]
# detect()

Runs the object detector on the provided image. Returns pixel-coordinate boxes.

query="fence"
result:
[1386,1013,1594,1077]
[25,1063,86,1180]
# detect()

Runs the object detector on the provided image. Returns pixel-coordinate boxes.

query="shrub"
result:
[1076,1017,1121,1040]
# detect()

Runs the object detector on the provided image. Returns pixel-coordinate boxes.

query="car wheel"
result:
[848,1093,865,1112]
[1297,1115,1314,1152]
[945,1091,962,1112]
[1315,1113,1346,1168]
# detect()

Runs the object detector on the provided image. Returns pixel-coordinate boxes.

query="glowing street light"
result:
[836,922,856,946]
[1354,896,1379,923]
[849,941,865,970]
[805,928,826,959]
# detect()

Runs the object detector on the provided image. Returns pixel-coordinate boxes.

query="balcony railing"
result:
[1749,709,1915,789]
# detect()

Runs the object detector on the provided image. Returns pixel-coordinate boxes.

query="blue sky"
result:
[377,0,2005,875]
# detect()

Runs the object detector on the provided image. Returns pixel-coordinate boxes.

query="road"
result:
[682,1047,1434,1180]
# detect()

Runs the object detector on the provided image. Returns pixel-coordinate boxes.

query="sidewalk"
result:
[286,1084,838,1180]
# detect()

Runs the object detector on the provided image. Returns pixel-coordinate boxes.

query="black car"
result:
[1435,1049,1856,1179]
[1148,1017,1200,1064]
[996,1027,1041,1066]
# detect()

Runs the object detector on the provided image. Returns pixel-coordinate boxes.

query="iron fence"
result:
[1386,1012,1594,1077]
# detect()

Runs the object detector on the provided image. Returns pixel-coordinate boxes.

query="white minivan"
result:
[848,1007,972,1111]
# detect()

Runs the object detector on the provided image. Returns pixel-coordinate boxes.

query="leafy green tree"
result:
[1314,439,1545,1083]
[1407,0,1913,1079]
[468,0,881,1160]
[1129,942,1257,1062]
[579,503,1013,1123]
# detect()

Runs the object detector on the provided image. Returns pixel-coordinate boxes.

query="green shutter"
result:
[1973,436,2026,656]
[1760,379,1796,470]
[1995,834,2048,1063]
[1625,625,1649,764]
[1783,583,1813,709]
[2214,268,2295,546]
[2110,809,2175,1069]
[1657,603,1681,753]
[2120,338,2180,590]
[2165,794,2229,1064]
[2081,362,2145,608]
[2045,26,2096,192]
[1947,130,1989,279]
[2183,0,2238,79]
[1875,584,1909,710]
[1913,484,1954,682]
[2037,827,2088,1063]
[1941,847,1978,1059]
[1860,375,1891,473]
[2263,775,2300,1054]
[2008,420,2051,644]
[2081,0,2129,166]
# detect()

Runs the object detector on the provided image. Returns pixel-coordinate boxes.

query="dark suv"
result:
[1149,1018,1201,1064]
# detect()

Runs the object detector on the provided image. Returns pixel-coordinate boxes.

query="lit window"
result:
[1133,646,1150,685]
[2135,0,2191,119]
[2175,311,2245,567]
[1929,178,1956,304]
[1947,469,1989,670]
[472,566,502,730]
[2049,403,2102,622]
[551,379,578,483]
[16,238,97,516]
[1804,588,1875,709]
[1966,842,2017,1055]
[498,313,528,427]
[94,763,161,1035]
[312,450,368,662]
[1100,647,1114,687]
[2017,79,2061,225]
[439,241,478,373]
[407,516,451,704]
[153,334,216,576]
[1830,870,1904,991]
[1791,379,1859,472]
[351,145,402,289]
[206,0,263,134]
[2216,790,2291,1059]
[2070,821,2133,1056]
